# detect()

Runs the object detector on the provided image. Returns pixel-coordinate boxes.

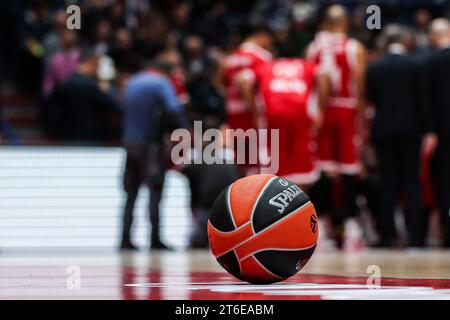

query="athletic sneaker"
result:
[317,217,338,251]
[343,218,366,252]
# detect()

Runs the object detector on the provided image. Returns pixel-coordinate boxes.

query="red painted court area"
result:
[1,251,450,300]
[122,272,450,300]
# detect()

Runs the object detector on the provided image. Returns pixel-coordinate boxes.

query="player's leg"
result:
[337,108,360,214]
[337,108,364,250]
[317,108,337,174]
[316,108,339,248]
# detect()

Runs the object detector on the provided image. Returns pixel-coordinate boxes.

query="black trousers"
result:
[432,138,450,247]
[375,139,422,247]
[121,142,166,244]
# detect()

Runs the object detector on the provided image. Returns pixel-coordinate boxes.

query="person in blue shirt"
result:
[120,59,187,251]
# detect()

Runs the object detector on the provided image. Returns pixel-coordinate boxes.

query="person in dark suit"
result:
[366,25,435,247]
[428,18,450,247]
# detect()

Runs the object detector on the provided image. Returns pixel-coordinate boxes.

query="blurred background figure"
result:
[306,5,367,251]
[109,28,141,76]
[222,25,273,174]
[42,29,80,96]
[181,120,243,248]
[182,35,226,128]
[366,25,434,247]
[428,18,450,247]
[255,55,327,188]
[413,8,433,49]
[47,50,116,142]
[120,55,187,251]
[42,9,70,67]
[17,0,51,94]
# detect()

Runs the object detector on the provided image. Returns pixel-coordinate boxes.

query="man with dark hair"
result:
[120,58,187,251]
[367,25,434,247]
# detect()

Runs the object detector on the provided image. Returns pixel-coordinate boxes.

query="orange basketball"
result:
[207,174,319,284]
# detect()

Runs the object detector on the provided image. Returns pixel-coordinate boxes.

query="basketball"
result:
[207,174,319,284]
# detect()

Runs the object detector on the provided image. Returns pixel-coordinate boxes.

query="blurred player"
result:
[222,26,273,174]
[306,5,367,250]
[256,57,329,188]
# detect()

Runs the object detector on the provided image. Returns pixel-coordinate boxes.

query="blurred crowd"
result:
[1,0,450,250]
[1,1,449,142]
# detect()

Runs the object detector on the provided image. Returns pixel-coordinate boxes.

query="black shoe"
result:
[150,238,174,251]
[120,241,138,251]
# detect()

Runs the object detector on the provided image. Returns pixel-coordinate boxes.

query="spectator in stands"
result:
[93,19,112,56]
[366,25,435,247]
[109,28,141,75]
[413,8,433,49]
[171,2,192,46]
[43,9,69,68]
[428,18,450,247]
[136,10,170,59]
[120,56,187,251]
[82,0,112,43]
[17,0,52,93]
[109,1,127,30]
[42,29,80,95]
[183,35,226,126]
[48,50,116,141]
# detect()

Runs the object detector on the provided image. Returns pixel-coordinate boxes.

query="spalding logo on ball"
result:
[207,174,318,284]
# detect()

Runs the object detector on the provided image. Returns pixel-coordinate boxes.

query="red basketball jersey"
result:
[307,31,359,109]
[257,59,320,185]
[257,58,315,117]
[223,42,272,116]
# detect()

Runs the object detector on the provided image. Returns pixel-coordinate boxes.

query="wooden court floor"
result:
[1,249,450,300]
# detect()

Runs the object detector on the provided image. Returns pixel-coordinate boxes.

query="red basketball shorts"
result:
[318,106,361,175]
[266,112,319,185]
